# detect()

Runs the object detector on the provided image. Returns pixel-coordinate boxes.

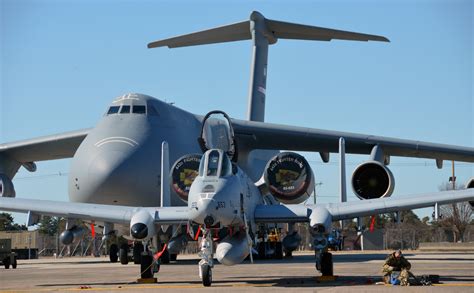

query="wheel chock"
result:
[137,278,157,284]
[316,275,338,282]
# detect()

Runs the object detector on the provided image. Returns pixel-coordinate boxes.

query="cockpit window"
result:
[206,150,220,176]
[120,105,131,113]
[107,106,120,115]
[133,105,146,114]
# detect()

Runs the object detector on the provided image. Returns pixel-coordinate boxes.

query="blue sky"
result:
[1,0,473,224]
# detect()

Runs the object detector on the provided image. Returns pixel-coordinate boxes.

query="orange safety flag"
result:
[194,226,201,241]
[369,215,376,232]
[153,243,168,260]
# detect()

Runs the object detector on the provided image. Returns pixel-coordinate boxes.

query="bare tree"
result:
[438,182,473,242]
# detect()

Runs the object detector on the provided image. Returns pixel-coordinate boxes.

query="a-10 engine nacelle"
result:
[263,152,315,204]
[0,174,16,198]
[352,161,395,200]
[170,154,202,203]
[466,177,474,208]
[130,210,156,241]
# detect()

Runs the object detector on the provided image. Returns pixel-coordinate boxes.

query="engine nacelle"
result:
[215,233,249,266]
[264,152,315,204]
[60,226,84,245]
[170,154,201,203]
[130,210,156,241]
[466,177,474,208]
[0,174,15,198]
[352,161,395,200]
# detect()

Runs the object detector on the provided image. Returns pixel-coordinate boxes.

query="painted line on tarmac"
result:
[433,284,474,287]
[0,283,275,292]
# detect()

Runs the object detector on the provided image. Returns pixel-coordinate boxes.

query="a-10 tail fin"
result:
[148,11,389,121]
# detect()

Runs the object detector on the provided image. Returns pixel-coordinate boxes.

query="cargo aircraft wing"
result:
[0,128,91,178]
[231,119,474,164]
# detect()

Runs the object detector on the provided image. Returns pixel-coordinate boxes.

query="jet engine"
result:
[352,161,395,200]
[130,209,156,241]
[0,174,16,198]
[170,154,201,203]
[466,177,474,208]
[215,233,249,266]
[59,225,84,245]
[264,152,315,204]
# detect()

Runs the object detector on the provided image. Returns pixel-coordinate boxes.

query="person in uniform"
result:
[382,249,411,286]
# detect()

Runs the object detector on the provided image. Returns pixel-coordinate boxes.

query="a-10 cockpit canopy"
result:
[199,111,236,161]
[198,149,233,178]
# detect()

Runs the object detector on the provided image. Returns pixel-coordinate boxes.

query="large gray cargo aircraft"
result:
[1,11,473,285]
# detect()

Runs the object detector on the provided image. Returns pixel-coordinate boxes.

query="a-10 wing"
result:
[254,189,474,224]
[231,119,474,163]
[1,189,472,229]
[0,197,189,226]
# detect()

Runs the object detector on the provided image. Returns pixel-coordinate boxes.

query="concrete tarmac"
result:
[1,251,473,292]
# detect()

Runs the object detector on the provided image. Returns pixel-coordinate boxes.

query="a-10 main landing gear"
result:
[313,233,334,277]
[198,229,213,287]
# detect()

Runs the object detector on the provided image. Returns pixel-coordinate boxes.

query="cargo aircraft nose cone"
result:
[131,223,148,239]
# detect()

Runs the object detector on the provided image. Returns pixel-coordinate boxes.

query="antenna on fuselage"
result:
[147,11,389,122]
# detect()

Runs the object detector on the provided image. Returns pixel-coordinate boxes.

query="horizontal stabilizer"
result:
[148,21,250,48]
[148,11,389,49]
[267,19,389,42]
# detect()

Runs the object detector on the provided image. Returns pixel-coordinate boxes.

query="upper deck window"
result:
[133,105,146,114]
[107,106,120,115]
[120,105,131,113]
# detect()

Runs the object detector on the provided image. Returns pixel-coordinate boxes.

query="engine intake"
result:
[170,154,201,203]
[130,210,155,241]
[352,161,394,200]
[0,174,15,198]
[264,152,315,204]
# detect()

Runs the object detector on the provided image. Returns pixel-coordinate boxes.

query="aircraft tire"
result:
[170,253,177,261]
[109,244,118,263]
[202,264,212,287]
[274,242,283,259]
[119,244,129,265]
[12,256,17,269]
[4,257,10,269]
[161,249,170,264]
[321,252,333,276]
[133,243,143,264]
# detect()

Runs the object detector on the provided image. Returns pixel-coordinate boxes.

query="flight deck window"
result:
[107,106,120,115]
[133,105,146,114]
[120,105,131,113]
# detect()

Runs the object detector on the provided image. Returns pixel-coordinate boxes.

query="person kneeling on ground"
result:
[382,249,411,286]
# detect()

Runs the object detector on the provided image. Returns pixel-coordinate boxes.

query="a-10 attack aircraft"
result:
[1,11,473,286]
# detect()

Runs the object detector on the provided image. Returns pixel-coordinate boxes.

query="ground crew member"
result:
[382,249,411,286]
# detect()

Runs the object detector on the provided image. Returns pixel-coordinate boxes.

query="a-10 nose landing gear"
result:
[314,233,334,278]
[198,229,214,286]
